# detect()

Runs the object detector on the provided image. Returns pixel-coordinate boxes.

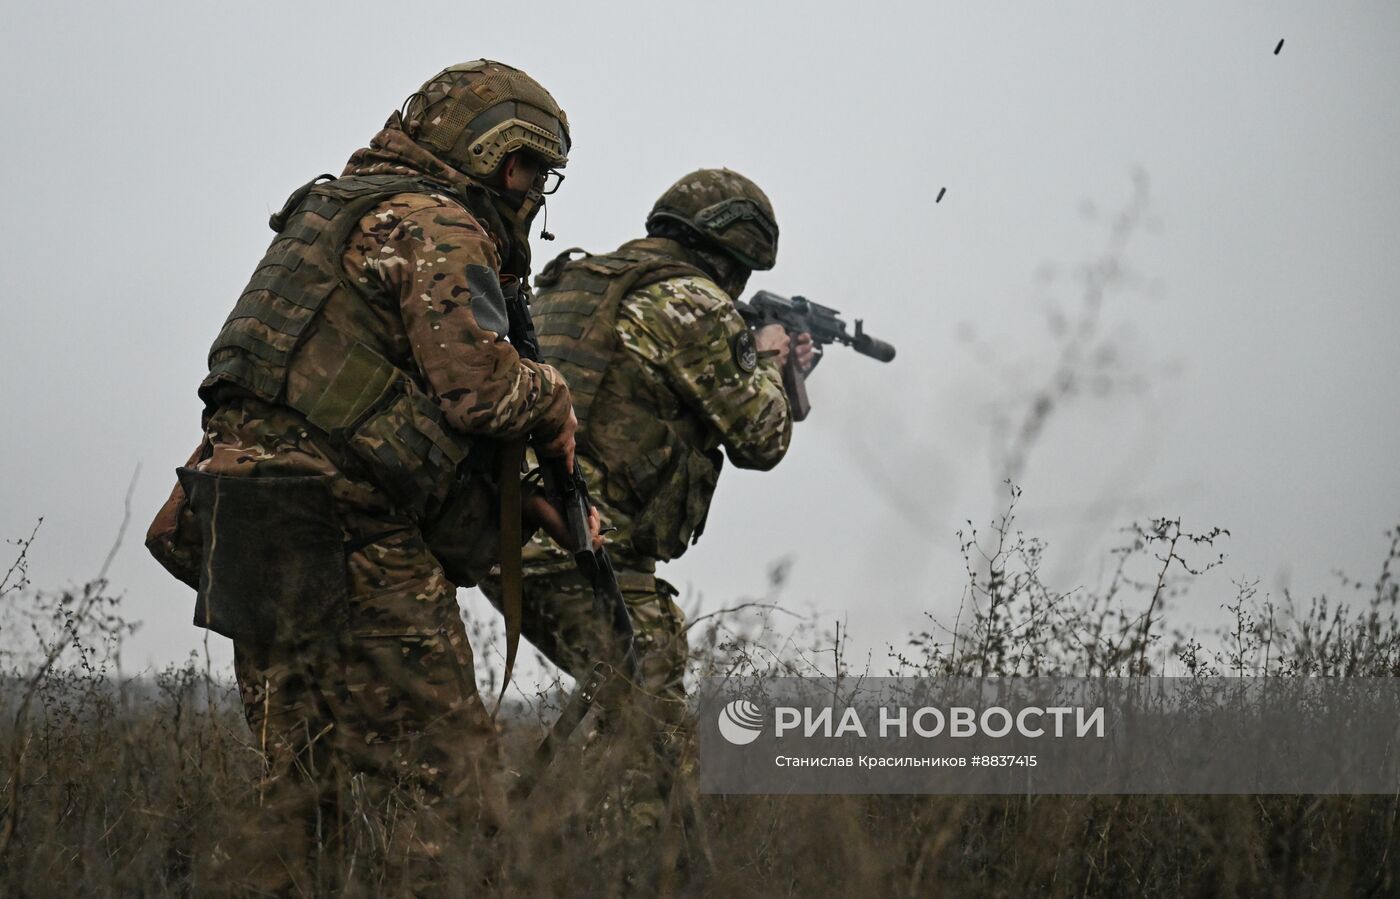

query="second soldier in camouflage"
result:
[479,168,811,836]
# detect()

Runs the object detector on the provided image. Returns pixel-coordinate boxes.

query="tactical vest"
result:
[200,173,478,518]
[533,239,706,423]
[532,239,724,561]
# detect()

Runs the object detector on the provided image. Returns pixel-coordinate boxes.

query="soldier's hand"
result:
[522,495,605,552]
[535,407,578,471]
[793,332,816,375]
[523,493,568,548]
[587,504,604,551]
[755,324,791,369]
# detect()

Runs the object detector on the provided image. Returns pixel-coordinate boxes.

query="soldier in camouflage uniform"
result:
[479,168,811,832]
[145,60,581,888]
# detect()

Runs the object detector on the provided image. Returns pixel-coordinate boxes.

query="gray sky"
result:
[1,1,1396,682]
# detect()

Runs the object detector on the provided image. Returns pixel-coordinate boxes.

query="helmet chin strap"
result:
[499,185,547,241]
[478,183,545,277]
[454,174,551,274]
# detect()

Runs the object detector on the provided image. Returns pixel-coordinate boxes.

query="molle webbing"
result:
[201,174,438,407]
[531,245,705,425]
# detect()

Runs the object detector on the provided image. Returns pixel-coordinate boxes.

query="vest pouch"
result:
[627,444,722,561]
[683,447,725,547]
[419,463,502,589]
[338,385,472,521]
[145,440,213,590]
[292,341,473,521]
[175,468,346,646]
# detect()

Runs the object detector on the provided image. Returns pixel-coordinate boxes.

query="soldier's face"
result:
[725,268,752,299]
[501,152,546,195]
[706,251,751,299]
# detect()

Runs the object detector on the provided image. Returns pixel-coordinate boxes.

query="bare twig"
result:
[683,601,807,634]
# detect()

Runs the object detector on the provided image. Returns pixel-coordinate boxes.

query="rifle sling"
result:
[494,438,526,715]
[515,660,627,800]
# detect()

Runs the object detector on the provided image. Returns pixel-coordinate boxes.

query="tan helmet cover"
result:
[404,60,570,179]
[646,168,779,270]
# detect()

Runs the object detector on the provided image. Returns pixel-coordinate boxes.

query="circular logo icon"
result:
[718,699,765,745]
[732,329,759,373]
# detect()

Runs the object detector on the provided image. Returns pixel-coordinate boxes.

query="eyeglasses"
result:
[538,168,566,195]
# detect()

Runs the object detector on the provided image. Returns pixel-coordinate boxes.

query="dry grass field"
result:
[2,501,1397,897]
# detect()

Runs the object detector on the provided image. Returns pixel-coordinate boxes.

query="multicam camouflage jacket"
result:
[213,123,573,499]
[148,122,573,588]
[523,237,792,570]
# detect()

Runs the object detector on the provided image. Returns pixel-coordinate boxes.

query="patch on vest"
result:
[732,329,758,373]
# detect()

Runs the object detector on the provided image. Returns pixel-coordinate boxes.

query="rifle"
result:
[735,290,897,420]
[503,284,643,796]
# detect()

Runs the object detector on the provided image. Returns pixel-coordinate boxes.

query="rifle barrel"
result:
[853,333,896,362]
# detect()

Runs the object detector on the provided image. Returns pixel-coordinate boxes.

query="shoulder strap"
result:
[532,248,706,424]
[536,247,590,289]
[202,172,450,408]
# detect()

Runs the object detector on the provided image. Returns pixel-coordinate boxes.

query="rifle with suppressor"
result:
[503,285,643,796]
[735,290,897,420]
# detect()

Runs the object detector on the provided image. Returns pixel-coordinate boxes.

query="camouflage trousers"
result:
[479,566,687,714]
[230,524,505,891]
[168,400,507,890]
[478,567,690,837]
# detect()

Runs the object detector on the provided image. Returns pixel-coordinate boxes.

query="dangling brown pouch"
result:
[175,468,347,645]
[145,443,210,590]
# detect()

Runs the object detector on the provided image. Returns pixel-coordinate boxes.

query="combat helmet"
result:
[646,168,778,271]
[402,60,570,181]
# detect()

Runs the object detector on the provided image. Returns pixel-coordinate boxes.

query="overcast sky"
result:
[1,1,1396,684]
